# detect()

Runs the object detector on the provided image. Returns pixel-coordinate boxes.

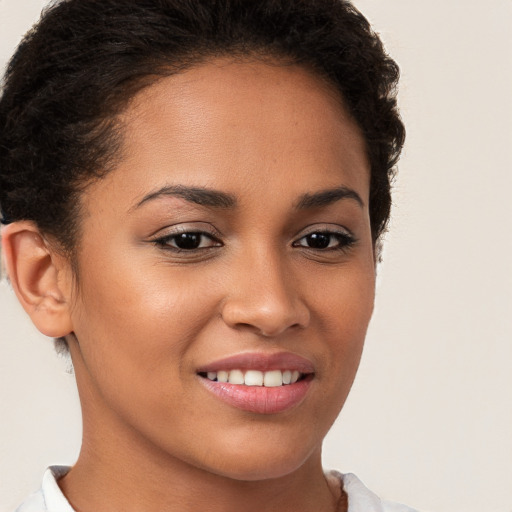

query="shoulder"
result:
[14,490,46,512]
[381,500,420,512]
[14,466,73,512]
[327,471,420,512]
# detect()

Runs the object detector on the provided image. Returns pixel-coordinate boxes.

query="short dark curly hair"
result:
[0,0,404,255]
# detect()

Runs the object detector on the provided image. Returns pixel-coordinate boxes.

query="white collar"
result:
[18,466,416,512]
[41,466,74,512]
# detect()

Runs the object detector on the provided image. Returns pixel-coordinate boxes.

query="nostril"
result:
[258,321,304,338]
[220,270,310,335]
[221,299,310,335]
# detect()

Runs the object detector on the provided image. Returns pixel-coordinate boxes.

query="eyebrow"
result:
[133,184,363,212]
[133,185,237,210]
[295,186,364,210]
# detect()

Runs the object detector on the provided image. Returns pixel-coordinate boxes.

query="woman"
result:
[0,1,409,510]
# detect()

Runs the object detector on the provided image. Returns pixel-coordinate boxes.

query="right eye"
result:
[153,231,222,251]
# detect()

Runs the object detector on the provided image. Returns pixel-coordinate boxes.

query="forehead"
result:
[89,58,370,210]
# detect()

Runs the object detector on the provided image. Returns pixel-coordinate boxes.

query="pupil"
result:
[307,233,330,249]
[175,233,201,250]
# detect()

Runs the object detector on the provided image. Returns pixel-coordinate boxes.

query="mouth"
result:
[196,352,315,414]
[198,369,308,387]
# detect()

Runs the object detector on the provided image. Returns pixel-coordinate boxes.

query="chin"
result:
[214,456,311,482]
[194,432,320,482]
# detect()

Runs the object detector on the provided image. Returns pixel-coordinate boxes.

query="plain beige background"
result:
[1,1,511,511]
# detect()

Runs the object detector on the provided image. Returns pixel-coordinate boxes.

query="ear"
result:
[1,221,74,338]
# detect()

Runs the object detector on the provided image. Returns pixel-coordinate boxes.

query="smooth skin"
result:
[3,59,376,512]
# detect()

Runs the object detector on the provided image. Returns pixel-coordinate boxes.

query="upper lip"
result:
[196,352,315,374]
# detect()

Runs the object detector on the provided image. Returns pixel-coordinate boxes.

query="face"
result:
[66,59,375,481]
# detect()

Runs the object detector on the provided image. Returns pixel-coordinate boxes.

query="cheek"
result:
[310,263,375,380]
[69,253,221,393]
[311,256,375,325]
[68,263,225,447]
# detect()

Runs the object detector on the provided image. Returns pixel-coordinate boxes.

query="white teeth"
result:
[204,369,304,386]
[228,369,244,384]
[244,370,264,386]
[217,370,229,383]
[263,370,283,387]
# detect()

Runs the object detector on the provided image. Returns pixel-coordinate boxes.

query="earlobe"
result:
[1,221,74,338]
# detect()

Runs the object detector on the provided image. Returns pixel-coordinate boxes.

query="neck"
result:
[60,435,342,512]
[60,364,344,512]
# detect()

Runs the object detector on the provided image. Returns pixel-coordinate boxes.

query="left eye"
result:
[155,232,221,251]
[293,231,354,250]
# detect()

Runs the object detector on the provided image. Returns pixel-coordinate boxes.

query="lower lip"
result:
[199,376,313,414]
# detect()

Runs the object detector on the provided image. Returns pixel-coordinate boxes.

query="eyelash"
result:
[152,231,222,252]
[152,227,356,253]
[292,230,357,252]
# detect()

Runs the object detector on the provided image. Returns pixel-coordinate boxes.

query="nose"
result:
[220,249,310,337]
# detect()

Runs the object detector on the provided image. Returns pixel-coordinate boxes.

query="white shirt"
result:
[15,466,418,512]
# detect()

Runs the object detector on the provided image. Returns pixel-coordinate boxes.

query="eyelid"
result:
[148,222,223,240]
[291,223,358,251]
[148,222,225,253]
[293,223,354,239]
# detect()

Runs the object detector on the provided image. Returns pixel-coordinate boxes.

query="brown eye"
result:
[304,233,331,249]
[293,230,356,251]
[173,233,203,250]
[154,231,222,251]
